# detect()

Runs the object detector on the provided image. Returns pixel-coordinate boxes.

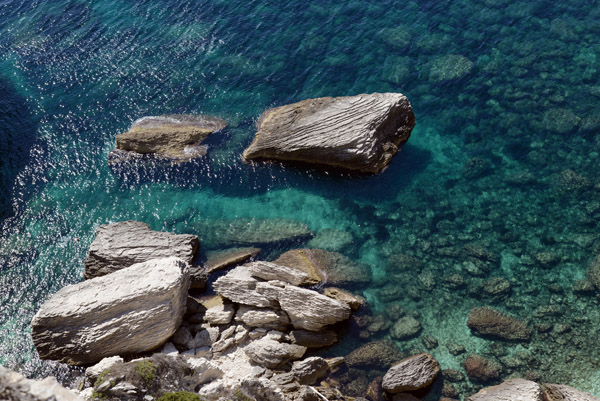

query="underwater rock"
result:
[345,339,405,369]
[0,366,84,401]
[543,383,600,401]
[482,277,511,297]
[390,316,422,340]
[464,354,502,383]
[204,247,261,274]
[242,93,415,174]
[428,54,474,83]
[469,378,543,401]
[278,285,351,331]
[274,248,372,286]
[463,157,492,179]
[31,257,190,365]
[306,229,354,252]
[108,114,227,162]
[379,27,411,48]
[84,221,199,279]
[382,353,441,393]
[586,255,600,291]
[288,330,338,348]
[467,307,532,341]
[542,109,580,134]
[244,337,307,368]
[555,169,592,195]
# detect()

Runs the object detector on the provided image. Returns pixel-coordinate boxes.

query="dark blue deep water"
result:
[2,0,600,396]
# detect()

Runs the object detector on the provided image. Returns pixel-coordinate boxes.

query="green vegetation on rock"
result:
[157,392,204,401]
[135,360,157,385]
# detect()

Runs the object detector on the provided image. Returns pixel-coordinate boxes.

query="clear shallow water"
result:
[1,0,600,397]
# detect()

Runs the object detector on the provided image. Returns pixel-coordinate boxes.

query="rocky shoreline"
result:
[10,221,599,401]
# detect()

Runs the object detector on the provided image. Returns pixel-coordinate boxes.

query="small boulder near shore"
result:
[242,93,415,174]
[31,257,190,365]
[382,353,441,394]
[84,221,199,279]
[109,114,227,163]
[469,378,543,401]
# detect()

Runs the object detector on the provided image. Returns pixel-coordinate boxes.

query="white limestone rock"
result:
[469,379,544,401]
[236,305,291,331]
[246,261,311,286]
[244,337,307,368]
[0,366,84,401]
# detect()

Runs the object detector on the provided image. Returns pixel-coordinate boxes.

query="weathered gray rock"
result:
[86,356,124,381]
[464,354,502,383]
[292,357,330,385]
[31,257,190,365]
[346,339,405,369]
[274,249,372,286]
[246,261,311,286]
[288,330,338,348]
[0,366,84,401]
[204,247,261,274]
[543,383,600,401]
[109,114,227,162]
[467,307,532,341]
[242,93,415,174]
[469,378,543,401]
[323,287,365,310]
[244,338,307,368]
[204,301,236,326]
[382,353,441,393]
[278,285,351,331]
[213,266,278,307]
[235,305,291,331]
[84,221,199,279]
[390,316,422,340]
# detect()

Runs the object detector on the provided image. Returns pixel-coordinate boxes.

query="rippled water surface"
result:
[2,0,600,396]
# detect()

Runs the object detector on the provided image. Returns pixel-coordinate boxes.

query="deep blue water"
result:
[1,0,600,396]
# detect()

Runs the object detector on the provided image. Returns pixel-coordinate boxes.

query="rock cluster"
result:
[242,93,415,174]
[0,366,84,401]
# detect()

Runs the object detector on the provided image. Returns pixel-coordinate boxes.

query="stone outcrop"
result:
[467,307,532,341]
[0,366,84,401]
[31,257,190,365]
[235,305,290,331]
[292,357,330,385]
[323,287,365,310]
[242,93,415,174]
[468,378,543,401]
[274,248,372,286]
[382,353,441,393]
[204,247,261,274]
[245,260,311,286]
[84,221,199,279]
[244,337,307,368]
[345,340,405,369]
[543,383,600,401]
[109,114,227,162]
[212,266,279,307]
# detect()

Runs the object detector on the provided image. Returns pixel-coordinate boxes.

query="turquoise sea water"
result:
[2,0,600,397]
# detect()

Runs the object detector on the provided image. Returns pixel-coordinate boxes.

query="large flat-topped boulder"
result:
[31,257,190,365]
[382,353,441,393]
[109,114,227,162]
[468,378,543,401]
[84,221,199,279]
[242,93,415,174]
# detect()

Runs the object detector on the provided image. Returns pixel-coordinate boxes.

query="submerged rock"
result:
[382,353,441,393]
[345,340,405,369]
[390,316,422,340]
[464,354,502,383]
[0,366,84,401]
[274,248,372,286]
[31,257,190,365]
[467,307,532,341]
[543,383,600,401]
[542,108,580,134]
[288,330,338,348]
[469,378,543,401]
[109,114,227,162]
[429,55,473,83]
[84,221,199,279]
[242,93,415,174]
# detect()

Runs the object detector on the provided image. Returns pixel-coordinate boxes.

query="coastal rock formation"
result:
[274,248,372,286]
[0,366,84,401]
[464,354,502,383]
[204,247,261,274]
[244,337,307,368]
[467,307,532,341]
[84,221,199,279]
[292,357,330,385]
[31,257,190,365]
[543,383,600,401]
[468,378,543,401]
[345,340,405,369]
[109,114,227,162]
[235,305,291,330]
[212,266,279,307]
[246,260,311,286]
[288,330,338,348]
[390,316,422,340]
[242,93,415,174]
[382,353,441,393]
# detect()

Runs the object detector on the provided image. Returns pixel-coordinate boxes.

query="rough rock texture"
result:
[323,287,365,310]
[345,340,405,369]
[288,330,338,348]
[586,255,600,292]
[236,305,291,330]
[274,249,372,286]
[244,338,307,368]
[468,378,543,401]
[292,357,330,385]
[204,299,236,326]
[543,383,600,401]
[382,353,441,393]
[213,267,280,307]
[242,93,415,174]
[31,257,190,365]
[204,247,261,274]
[467,307,532,341]
[390,316,422,340]
[464,355,502,383]
[428,54,474,82]
[84,221,199,279]
[109,114,227,162]
[246,260,311,286]
[0,366,84,401]
[278,285,351,331]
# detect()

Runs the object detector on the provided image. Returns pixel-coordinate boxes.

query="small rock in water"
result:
[467,307,532,341]
[382,353,441,393]
[390,316,422,340]
[428,54,474,83]
[464,354,502,383]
